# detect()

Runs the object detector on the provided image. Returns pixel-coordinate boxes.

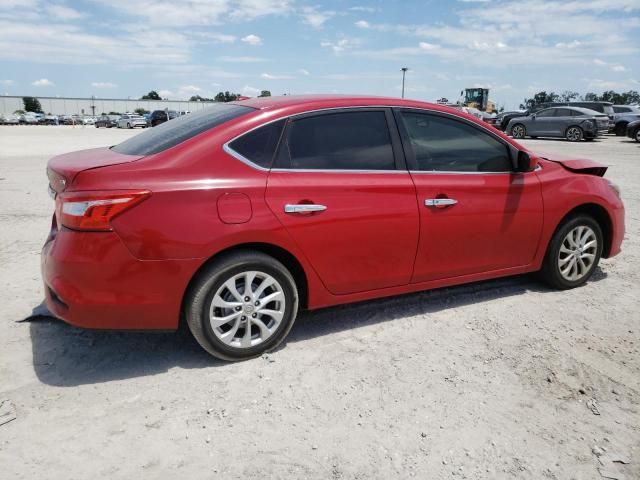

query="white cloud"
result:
[97,0,292,26]
[157,89,174,98]
[612,65,627,72]
[301,6,335,28]
[261,73,294,80]
[179,85,201,94]
[349,6,378,13]
[586,78,636,90]
[240,85,260,97]
[46,5,85,20]
[355,20,369,28]
[193,32,236,43]
[241,34,262,45]
[298,68,310,76]
[217,55,266,63]
[91,82,117,88]
[32,78,53,86]
[320,37,360,54]
[418,42,438,51]
[0,80,14,85]
[594,58,628,72]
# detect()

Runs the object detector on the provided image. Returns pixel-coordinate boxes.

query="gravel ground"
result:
[0,126,638,479]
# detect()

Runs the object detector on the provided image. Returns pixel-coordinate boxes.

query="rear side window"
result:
[112,104,253,156]
[399,111,512,172]
[536,109,555,118]
[278,111,395,170]
[228,119,285,168]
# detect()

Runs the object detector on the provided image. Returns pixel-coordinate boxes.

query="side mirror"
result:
[531,114,536,120]
[516,151,537,172]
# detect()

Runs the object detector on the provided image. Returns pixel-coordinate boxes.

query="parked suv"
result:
[611,105,640,135]
[150,110,178,127]
[42,96,624,360]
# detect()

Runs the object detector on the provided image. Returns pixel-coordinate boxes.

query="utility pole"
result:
[401,67,408,98]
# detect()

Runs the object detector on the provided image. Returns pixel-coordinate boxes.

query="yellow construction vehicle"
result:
[462,88,497,114]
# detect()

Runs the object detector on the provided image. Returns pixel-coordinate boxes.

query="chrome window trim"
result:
[409,170,512,176]
[223,104,524,173]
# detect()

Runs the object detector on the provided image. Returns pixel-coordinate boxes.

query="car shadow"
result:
[26,268,607,387]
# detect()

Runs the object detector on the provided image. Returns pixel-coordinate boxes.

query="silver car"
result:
[507,106,609,142]
[117,114,147,129]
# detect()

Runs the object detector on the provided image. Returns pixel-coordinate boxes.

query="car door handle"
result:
[284,204,327,214]
[425,198,458,208]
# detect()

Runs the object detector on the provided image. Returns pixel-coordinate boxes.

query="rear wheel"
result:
[566,126,583,142]
[126,122,131,129]
[185,250,299,361]
[635,129,640,143]
[614,123,627,136]
[511,124,526,139]
[540,215,603,290]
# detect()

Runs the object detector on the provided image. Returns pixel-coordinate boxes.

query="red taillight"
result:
[55,190,150,231]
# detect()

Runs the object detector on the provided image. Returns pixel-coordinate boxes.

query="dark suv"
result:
[150,110,178,127]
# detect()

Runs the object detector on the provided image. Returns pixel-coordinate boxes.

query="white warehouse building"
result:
[0,95,218,116]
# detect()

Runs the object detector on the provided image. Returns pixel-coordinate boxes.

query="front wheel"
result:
[566,126,583,142]
[635,129,640,143]
[540,215,603,290]
[126,122,131,129]
[185,250,299,361]
[511,124,526,139]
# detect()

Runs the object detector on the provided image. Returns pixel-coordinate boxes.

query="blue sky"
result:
[0,0,638,109]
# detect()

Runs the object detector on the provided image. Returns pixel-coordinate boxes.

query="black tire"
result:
[511,123,526,139]
[565,126,583,142]
[539,214,603,290]
[184,250,299,361]
[634,129,640,143]
[126,122,131,129]
[614,123,627,136]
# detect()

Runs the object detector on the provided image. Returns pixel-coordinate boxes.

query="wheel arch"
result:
[552,203,613,257]
[180,242,309,327]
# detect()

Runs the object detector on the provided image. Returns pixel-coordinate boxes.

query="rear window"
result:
[112,104,253,156]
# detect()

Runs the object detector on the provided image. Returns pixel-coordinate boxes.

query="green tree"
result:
[584,92,599,101]
[560,91,580,102]
[214,91,240,102]
[519,91,560,110]
[141,90,161,100]
[189,95,214,102]
[258,90,271,97]
[134,108,147,115]
[23,97,43,113]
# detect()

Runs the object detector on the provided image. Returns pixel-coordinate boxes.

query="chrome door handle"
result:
[284,204,327,214]
[425,198,458,207]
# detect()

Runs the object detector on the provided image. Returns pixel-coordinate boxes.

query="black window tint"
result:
[112,104,253,156]
[554,108,572,117]
[283,111,395,170]
[229,119,285,168]
[536,109,555,118]
[569,109,585,116]
[399,111,512,172]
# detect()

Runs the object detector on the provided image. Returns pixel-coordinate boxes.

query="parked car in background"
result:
[117,114,147,129]
[43,115,59,125]
[3,115,20,125]
[494,110,529,131]
[508,106,609,141]
[612,105,640,119]
[610,106,640,135]
[42,95,624,360]
[95,115,118,128]
[626,119,640,142]
[82,117,96,125]
[150,110,178,127]
[533,101,615,118]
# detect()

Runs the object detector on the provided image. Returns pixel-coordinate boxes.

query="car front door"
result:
[265,109,420,295]
[529,108,557,136]
[395,109,543,283]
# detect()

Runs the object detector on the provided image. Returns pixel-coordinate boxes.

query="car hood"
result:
[535,151,608,177]
[47,147,143,191]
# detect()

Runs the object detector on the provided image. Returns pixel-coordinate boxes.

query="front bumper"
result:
[41,217,200,330]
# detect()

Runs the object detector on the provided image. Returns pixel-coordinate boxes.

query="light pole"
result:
[401,67,408,98]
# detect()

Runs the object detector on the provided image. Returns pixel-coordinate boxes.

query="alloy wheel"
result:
[512,125,525,138]
[209,270,286,349]
[566,127,582,142]
[635,129,640,142]
[557,226,597,282]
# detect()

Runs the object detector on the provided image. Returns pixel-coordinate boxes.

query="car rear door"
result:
[530,108,558,136]
[264,108,420,295]
[395,108,543,282]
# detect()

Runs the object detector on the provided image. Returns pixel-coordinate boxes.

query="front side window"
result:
[112,104,254,156]
[399,111,512,172]
[536,109,555,118]
[277,111,395,170]
[228,119,285,168]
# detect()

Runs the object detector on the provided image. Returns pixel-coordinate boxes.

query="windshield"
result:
[112,104,254,156]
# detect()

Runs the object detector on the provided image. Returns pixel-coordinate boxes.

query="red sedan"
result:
[42,95,625,360]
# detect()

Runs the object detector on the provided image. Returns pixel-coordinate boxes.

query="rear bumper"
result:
[41,221,200,330]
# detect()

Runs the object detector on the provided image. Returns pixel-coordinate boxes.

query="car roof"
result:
[232,94,459,114]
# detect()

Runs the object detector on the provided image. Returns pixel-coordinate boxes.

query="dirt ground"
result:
[0,125,638,480]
